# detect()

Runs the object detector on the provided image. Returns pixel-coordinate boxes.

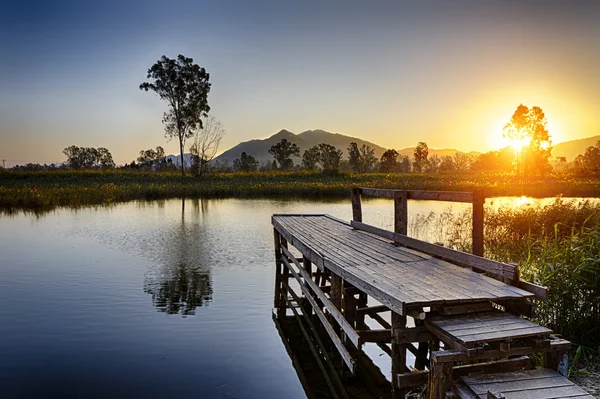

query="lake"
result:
[0,196,593,398]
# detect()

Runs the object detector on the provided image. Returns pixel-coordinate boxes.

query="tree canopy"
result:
[233,152,259,172]
[413,142,429,172]
[140,54,211,176]
[63,146,115,169]
[268,138,300,170]
[503,104,552,176]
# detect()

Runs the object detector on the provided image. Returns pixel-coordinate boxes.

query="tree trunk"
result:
[179,137,185,177]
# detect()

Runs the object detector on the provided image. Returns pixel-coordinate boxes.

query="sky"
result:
[1,0,599,166]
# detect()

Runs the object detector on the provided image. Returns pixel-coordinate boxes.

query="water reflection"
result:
[143,198,213,315]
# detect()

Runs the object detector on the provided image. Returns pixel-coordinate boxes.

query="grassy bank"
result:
[2,169,600,212]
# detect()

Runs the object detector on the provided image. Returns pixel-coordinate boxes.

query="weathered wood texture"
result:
[273,214,535,315]
[426,310,552,348]
[460,368,594,399]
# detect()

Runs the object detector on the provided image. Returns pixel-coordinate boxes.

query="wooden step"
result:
[456,368,594,399]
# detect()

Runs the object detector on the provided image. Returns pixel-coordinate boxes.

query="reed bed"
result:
[2,169,600,212]
[411,199,600,351]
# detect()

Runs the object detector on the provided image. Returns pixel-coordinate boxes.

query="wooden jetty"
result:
[272,188,591,399]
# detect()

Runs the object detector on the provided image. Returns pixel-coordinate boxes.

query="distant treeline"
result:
[5,139,600,178]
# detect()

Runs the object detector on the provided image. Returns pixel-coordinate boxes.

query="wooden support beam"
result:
[368,312,391,330]
[273,228,282,308]
[391,312,407,396]
[439,302,493,316]
[429,351,454,399]
[356,329,391,343]
[351,187,362,222]
[393,190,408,235]
[472,189,484,257]
[280,246,360,348]
[394,326,434,344]
[452,356,530,378]
[281,278,356,373]
[343,281,357,329]
[356,293,368,331]
[397,370,429,389]
[357,305,389,315]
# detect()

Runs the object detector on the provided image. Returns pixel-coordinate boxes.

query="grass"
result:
[2,168,600,213]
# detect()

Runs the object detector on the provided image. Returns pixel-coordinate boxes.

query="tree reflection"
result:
[144,198,213,316]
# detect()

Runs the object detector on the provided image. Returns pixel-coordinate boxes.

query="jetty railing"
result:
[351,187,485,256]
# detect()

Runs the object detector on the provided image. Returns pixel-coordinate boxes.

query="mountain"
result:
[552,135,600,161]
[213,129,475,166]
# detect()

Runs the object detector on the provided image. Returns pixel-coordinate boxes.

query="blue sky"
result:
[1,0,599,165]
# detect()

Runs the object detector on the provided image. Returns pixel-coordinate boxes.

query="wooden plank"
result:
[500,389,594,399]
[469,376,575,395]
[462,368,559,385]
[272,217,409,314]
[397,370,429,389]
[287,215,525,303]
[280,277,356,373]
[452,356,531,378]
[351,220,520,282]
[440,302,493,316]
[394,325,434,344]
[359,187,474,203]
[280,246,360,348]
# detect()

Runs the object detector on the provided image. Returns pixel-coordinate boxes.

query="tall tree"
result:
[318,143,343,171]
[380,149,399,173]
[503,104,552,176]
[233,152,259,172]
[359,144,377,172]
[347,142,361,172]
[413,142,429,172]
[189,115,225,176]
[302,146,321,170]
[140,55,211,176]
[268,138,300,170]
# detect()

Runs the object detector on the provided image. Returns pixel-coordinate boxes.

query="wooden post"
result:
[393,190,408,235]
[472,189,485,257]
[428,352,454,399]
[303,257,313,316]
[356,293,368,331]
[391,312,407,398]
[273,228,282,308]
[351,188,362,222]
[343,282,357,329]
[278,237,290,318]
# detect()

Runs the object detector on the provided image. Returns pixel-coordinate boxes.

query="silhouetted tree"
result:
[413,142,429,172]
[359,145,377,172]
[454,152,474,171]
[573,141,600,176]
[140,54,211,176]
[380,149,399,173]
[439,155,455,172]
[233,152,259,172]
[471,147,514,171]
[137,146,165,167]
[318,143,343,171]
[348,142,361,172]
[63,146,115,169]
[427,154,441,173]
[398,155,411,172]
[503,104,552,176]
[189,115,225,176]
[268,138,300,170]
[302,146,321,170]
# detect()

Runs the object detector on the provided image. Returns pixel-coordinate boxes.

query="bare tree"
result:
[189,116,225,175]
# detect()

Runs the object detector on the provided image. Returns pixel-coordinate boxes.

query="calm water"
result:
[0,197,593,398]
